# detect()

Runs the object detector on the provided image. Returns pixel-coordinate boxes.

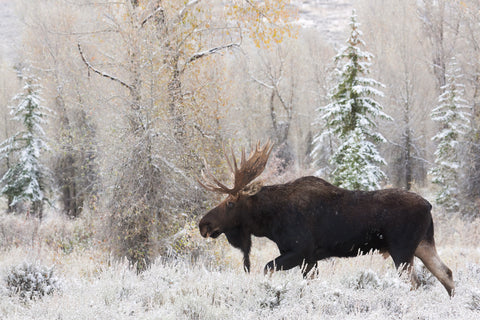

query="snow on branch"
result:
[185,40,241,68]
[0,134,20,159]
[77,43,134,95]
[179,0,201,20]
[250,75,274,89]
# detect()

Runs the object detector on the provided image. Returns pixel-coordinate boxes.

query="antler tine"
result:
[204,170,231,191]
[263,139,273,157]
[197,158,232,194]
[197,172,217,192]
[232,147,239,173]
[198,140,273,195]
[231,139,273,194]
[197,173,217,193]
[240,147,246,169]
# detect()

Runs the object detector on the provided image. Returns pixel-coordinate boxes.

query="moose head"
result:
[198,140,272,271]
[198,140,272,238]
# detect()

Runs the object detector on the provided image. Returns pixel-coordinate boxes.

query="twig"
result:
[141,5,165,28]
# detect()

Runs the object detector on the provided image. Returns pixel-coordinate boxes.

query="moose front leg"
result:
[264,252,307,275]
[243,251,251,272]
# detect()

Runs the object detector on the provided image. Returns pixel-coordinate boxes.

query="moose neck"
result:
[239,190,275,239]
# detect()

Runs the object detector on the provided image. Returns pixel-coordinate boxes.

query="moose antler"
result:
[198,140,273,195]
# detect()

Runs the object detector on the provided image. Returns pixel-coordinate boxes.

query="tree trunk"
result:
[32,200,43,221]
[168,54,187,142]
[404,127,413,190]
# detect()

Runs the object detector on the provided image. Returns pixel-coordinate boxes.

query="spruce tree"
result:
[429,58,471,212]
[312,10,391,190]
[0,77,51,218]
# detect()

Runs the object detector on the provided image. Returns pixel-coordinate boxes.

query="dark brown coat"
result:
[199,176,455,296]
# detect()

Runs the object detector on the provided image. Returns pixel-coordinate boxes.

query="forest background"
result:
[0,1,480,318]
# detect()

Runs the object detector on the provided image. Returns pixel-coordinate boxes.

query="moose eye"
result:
[226,201,235,209]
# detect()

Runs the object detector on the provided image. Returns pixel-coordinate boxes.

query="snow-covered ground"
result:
[0,249,479,319]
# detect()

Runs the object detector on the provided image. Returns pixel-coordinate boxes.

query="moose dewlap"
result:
[198,140,454,296]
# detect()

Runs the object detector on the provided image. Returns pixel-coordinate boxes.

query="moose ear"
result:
[241,181,263,196]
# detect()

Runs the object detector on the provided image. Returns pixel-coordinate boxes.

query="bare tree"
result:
[358,0,434,189]
[418,0,462,92]
[457,1,480,214]
[249,44,297,168]
[0,62,21,212]
[74,0,292,269]
[19,0,100,218]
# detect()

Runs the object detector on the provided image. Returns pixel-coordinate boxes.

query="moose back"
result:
[198,141,454,296]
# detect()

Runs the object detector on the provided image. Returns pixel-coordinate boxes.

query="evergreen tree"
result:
[331,127,388,190]
[429,58,471,212]
[0,77,52,218]
[312,10,391,190]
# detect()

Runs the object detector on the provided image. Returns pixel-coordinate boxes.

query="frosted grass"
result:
[0,209,478,319]
[0,246,479,320]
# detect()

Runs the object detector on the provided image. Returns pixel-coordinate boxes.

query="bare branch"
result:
[77,43,134,94]
[47,29,117,36]
[193,123,215,139]
[185,40,241,68]
[140,4,165,28]
[250,75,274,89]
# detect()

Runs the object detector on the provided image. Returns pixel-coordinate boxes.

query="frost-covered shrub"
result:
[346,269,381,290]
[259,281,288,309]
[4,262,60,300]
[415,263,436,289]
[345,269,408,291]
[466,291,480,311]
[168,221,210,260]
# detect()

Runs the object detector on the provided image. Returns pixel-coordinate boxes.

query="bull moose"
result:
[198,140,454,296]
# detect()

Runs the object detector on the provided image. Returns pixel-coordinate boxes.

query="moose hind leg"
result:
[415,240,455,296]
[388,248,420,290]
[264,251,306,275]
[302,262,318,279]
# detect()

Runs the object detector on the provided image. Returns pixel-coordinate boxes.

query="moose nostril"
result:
[199,222,211,237]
